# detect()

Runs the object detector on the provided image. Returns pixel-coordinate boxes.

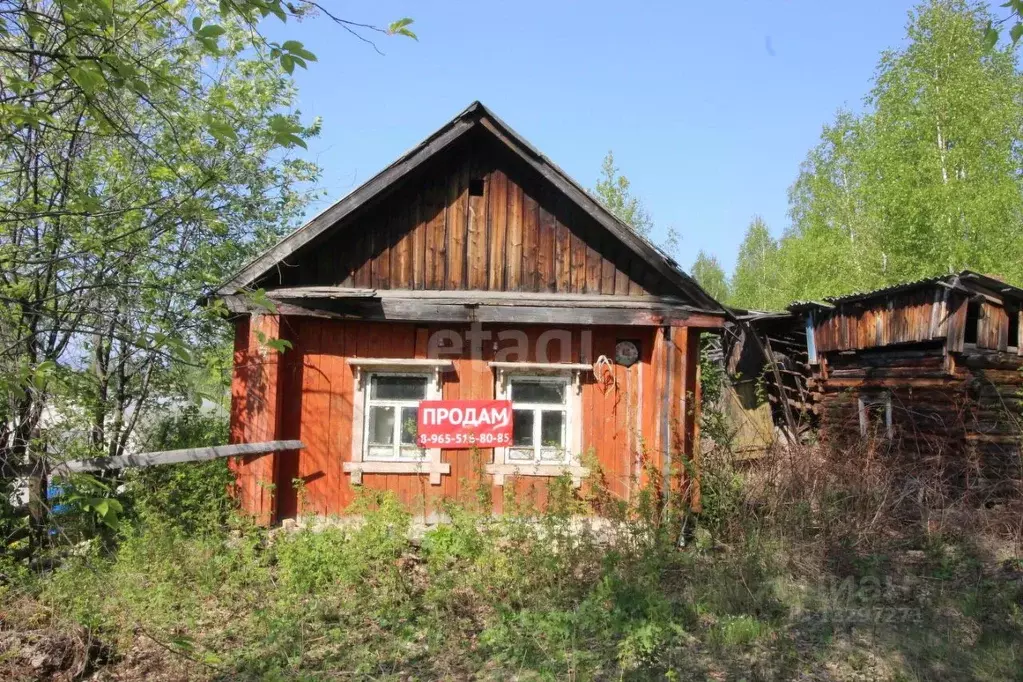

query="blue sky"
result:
[272,1,921,275]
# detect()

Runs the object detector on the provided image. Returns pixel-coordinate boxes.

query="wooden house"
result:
[211,102,727,523]
[745,272,1023,492]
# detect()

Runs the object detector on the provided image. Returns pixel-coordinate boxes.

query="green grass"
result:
[3,468,1022,681]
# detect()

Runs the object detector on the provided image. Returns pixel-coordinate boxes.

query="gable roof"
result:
[213,101,724,312]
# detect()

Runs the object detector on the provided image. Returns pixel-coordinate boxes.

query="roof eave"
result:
[211,101,727,313]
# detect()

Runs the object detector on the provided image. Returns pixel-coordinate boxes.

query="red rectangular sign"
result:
[417,399,513,448]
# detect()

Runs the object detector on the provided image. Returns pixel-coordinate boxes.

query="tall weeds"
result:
[3,435,1022,681]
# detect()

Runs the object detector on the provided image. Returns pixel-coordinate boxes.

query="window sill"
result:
[485,463,589,487]
[344,460,451,485]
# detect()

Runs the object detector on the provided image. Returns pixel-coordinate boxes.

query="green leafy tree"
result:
[593,151,653,235]
[0,1,415,547]
[760,0,1023,308]
[781,112,881,301]
[984,0,1023,48]
[730,217,781,310]
[862,0,1023,283]
[690,251,730,302]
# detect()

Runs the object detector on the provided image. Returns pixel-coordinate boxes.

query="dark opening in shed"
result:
[964,299,981,344]
[1009,306,1020,350]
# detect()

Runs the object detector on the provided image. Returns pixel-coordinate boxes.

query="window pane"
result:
[539,448,566,463]
[400,406,419,445]
[512,409,534,446]
[511,379,564,404]
[541,411,565,448]
[399,446,425,460]
[368,406,395,445]
[368,445,393,461]
[370,374,428,400]
[508,448,534,462]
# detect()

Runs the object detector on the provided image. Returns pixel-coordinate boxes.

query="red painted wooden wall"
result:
[229,316,704,521]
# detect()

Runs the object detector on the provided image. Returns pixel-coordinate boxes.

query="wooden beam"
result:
[50,440,305,475]
[225,291,726,328]
[488,361,593,371]
[349,300,715,326]
[266,287,377,299]
[669,313,726,329]
[269,287,698,308]
[346,358,454,369]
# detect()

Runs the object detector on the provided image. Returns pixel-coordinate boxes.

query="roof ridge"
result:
[211,101,725,312]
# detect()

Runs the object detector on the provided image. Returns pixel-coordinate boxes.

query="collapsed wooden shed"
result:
[211,102,727,524]
[742,271,1023,493]
[724,309,816,447]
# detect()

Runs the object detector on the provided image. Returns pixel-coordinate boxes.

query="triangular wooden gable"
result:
[216,102,721,311]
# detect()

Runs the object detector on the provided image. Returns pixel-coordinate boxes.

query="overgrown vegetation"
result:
[2,434,1021,680]
[0,0,416,565]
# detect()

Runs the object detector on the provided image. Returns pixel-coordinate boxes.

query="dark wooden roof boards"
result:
[212,102,725,317]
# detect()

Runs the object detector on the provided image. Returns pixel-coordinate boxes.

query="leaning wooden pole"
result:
[9,440,304,477]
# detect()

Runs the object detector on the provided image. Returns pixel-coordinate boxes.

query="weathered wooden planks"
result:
[506,181,523,289]
[815,288,963,353]
[521,192,540,291]
[466,152,489,290]
[424,176,448,290]
[230,318,680,521]
[446,161,469,290]
[263,141,673,300]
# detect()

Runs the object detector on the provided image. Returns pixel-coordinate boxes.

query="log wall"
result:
[813,343,1023,494]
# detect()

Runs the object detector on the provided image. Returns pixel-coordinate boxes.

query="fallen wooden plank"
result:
[52,440,305,474]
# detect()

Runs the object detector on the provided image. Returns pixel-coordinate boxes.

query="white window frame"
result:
[487,362,589,487]
[506,374,571,465]
[363,372,431,462]
[344,358,452,485]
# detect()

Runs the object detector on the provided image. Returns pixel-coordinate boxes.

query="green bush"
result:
[6,445,1021,681]
[122,405,235,535]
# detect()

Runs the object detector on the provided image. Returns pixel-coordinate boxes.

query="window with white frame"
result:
[487,362,589,486]
[364,373,428,461]
[508,375,570,464]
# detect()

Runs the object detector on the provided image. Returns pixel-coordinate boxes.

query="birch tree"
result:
[730,217,780,310]
[862,0,1023,283]
[690,251,730,302]
[593,151,654,235]
[771,0,1023,307]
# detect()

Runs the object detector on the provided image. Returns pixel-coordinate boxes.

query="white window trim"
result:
[344,358,452,485]
[362,371,431,463]
[505,375,569,465]
[487,363,589,488]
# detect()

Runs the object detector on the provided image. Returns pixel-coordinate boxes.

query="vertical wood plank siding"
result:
[266,136,663,297]
[812,287,1017,356]
[813,288,961,353]
[230,318,704,520]
[228,315,286,525]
